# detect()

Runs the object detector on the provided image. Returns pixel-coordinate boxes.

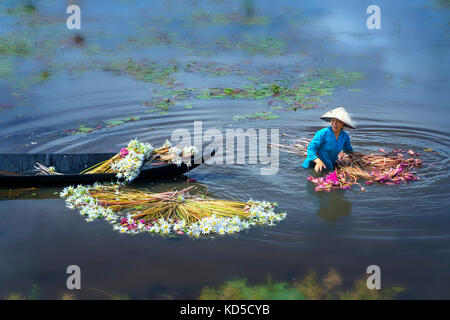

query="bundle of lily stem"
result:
[34,162,62,175]
[79,139,197,183]
[61,183,286,237]
[310,149,422,192]
[270,135,422,192]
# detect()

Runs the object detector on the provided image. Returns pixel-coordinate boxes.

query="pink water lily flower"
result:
[119,148,129,157]
[328,170,338,183]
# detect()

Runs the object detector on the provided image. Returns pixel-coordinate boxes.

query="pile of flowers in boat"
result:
[80,138,198,183]
[35,138,199,182]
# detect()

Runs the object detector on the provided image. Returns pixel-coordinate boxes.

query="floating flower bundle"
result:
[308,149,422,192]
[80,139,198,183]
[60,183,286,237]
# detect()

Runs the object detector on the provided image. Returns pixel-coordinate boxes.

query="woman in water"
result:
[302,107,355,173]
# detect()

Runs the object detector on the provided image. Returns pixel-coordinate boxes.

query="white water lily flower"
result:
[160,222,171,232]
[137,222,145,229]
[108,139,155,183]
[182,146,192,157]
[105,214,116,222]
[190,146,198,155]
[163,139,172,148]
[119,226,128,233]
[169,146,182,156]
[201,225,212,234]
[126,214,134,224]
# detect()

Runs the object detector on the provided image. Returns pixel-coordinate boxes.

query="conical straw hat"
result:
[320,107,355,129]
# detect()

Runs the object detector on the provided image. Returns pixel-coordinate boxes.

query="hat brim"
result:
[321,116,355,129]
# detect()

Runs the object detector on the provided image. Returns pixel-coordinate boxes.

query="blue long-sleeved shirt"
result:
[302,126,353,170]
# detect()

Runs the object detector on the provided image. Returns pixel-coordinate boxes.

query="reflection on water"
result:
[307,184,353,223]
[0,0,449,299]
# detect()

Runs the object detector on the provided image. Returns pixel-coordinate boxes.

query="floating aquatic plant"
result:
[60,183,286,238]
[6,4,37,15]
[0,38,31,56]
[233,111,281,121]
[183,10,270,29]
[0,103,14,111]
[0,58,14,78]
[106,117,140,127]
[66,124,94,135]
[238,34,287,56]
[65,117,141,135]
[200,85,274,100]
[195,68,364,112]
[184,60,246,77]
[141,98,174,111]
[102,59,178,86]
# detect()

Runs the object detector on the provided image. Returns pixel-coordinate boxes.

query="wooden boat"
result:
[0,148,215,186]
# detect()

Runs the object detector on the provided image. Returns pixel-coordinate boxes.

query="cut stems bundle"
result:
[34,162,62,175]
[308,149,422,192]
[148,139,198,167]
[60,183,286,237]
[268,134,310,156]
[275,135,423,192]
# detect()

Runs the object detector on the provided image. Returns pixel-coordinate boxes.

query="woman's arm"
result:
[307,130,326,172]
[343,134,354,153]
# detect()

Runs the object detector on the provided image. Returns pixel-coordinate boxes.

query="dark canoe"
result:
[0,148,215,186]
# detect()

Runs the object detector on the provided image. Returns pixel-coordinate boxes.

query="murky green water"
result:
[0,0,449,299]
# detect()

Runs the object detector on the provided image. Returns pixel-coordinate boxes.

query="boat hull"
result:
[0,149,215,186]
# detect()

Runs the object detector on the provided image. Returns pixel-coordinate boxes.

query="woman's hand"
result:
[314,158,327,173]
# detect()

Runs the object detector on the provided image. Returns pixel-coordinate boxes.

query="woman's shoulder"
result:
[316,126,331,135]
[342,129,351,139]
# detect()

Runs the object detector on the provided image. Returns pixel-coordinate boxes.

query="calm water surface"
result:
[0,0,449,299]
